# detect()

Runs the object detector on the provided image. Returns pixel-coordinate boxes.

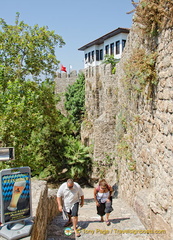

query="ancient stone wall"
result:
[55,70,83,115]
[81,64,118,182]
[116,25,173,240]
[81,24,173,239]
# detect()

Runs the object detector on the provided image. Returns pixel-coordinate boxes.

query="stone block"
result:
[133,189,152,228]
[69,70,77,77]
[150,210,171,240]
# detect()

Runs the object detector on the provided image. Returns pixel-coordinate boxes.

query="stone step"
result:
[46,187,152,240]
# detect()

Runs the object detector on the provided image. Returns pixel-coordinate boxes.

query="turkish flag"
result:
[61,65,67,72]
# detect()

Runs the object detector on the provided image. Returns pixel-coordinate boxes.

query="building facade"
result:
[78,27,130,69]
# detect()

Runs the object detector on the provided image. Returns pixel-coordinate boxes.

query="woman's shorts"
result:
[97,198,113,216]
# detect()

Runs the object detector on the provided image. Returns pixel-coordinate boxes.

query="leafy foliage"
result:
[0,12,65,82]
[0,69,62,173]
[0,66,92,180]
[63,136,92,179]
[0,15,92,181]
[102,55,119,74]
[65,73,85,133]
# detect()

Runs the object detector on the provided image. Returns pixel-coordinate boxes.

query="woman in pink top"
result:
[94,179,113,225]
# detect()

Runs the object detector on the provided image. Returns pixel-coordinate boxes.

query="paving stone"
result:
[46,187,152,240]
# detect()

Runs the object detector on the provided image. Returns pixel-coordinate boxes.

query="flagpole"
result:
[69,64,72,76]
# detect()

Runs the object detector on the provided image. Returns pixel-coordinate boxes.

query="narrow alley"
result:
[47,187,155,240]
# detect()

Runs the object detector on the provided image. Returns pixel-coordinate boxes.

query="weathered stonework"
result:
[80,23,173,240]
[30,180,59,240]
[116,25,173,240]
[55,70,83,115]
[81,64,118,183]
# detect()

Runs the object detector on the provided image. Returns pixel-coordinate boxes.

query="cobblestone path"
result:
[47,187,153,240]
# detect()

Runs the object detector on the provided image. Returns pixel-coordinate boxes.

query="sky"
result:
[0,0,134,73]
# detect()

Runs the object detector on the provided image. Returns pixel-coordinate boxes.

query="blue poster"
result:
[0,167,31,224]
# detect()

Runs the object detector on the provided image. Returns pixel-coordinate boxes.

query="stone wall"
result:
[81,24,173,240]
[55,70,83,115]
[116,25,173,240]
[30,180,59,240]
[81,64,118,183]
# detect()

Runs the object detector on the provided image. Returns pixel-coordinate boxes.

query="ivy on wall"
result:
[134,0,173,36]
[123,49,158,98]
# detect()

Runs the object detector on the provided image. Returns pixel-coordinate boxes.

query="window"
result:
[100,49,103,60]
[116,41,120,54]
[88,52,90,63]
[92,51,94,61]
[110,43,114,56]
[96,50,99,61]
[122,40,126,51]
[85,53,87,62]
[105,45,109,55]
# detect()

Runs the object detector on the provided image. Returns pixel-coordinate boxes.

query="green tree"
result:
[0,69,66,175]
[0,67,92,180]
[65,73,85,133]
[0,15,92,181]
[0,12,65,82]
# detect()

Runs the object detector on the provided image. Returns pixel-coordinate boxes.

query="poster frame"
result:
[0,167,32,225]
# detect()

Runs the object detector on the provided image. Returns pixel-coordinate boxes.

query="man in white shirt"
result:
[57,179,84,237]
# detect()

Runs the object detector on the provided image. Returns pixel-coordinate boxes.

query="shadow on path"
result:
[47,187,151,240]
[78,217,130,229]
